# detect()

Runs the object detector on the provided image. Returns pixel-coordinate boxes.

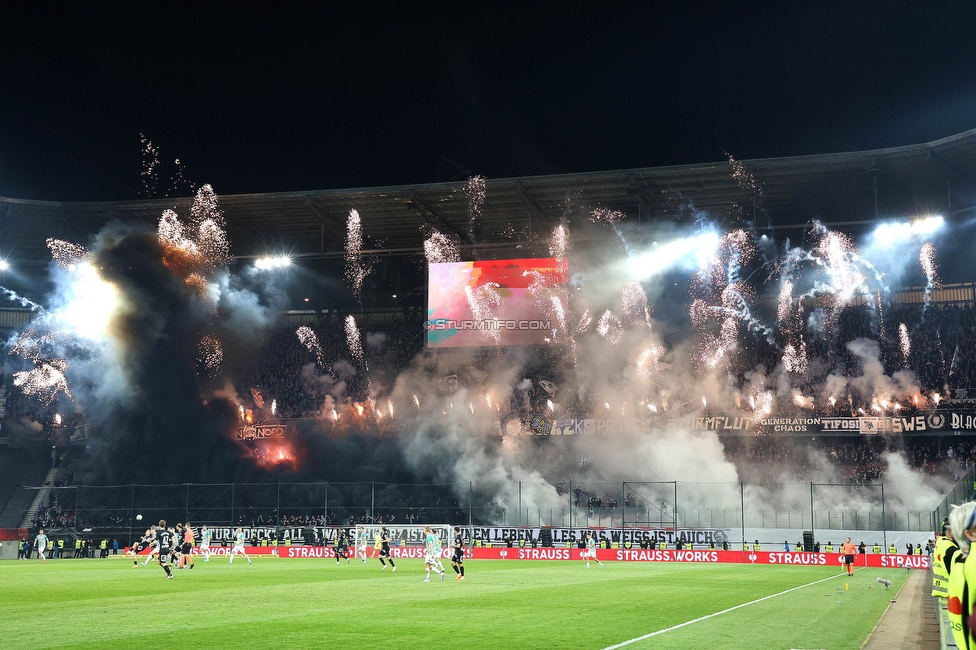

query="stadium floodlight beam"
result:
[0,260,9,271]
[254,255,292,271]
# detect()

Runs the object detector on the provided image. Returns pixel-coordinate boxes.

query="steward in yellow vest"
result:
[948,552,972,648]
[889,544,897,554]
[825,543,834,553]
[658,541,666,551]
[873,544,881,553]
[933,530,959,598]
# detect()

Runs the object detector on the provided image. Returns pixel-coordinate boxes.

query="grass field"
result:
[0,556,911,649]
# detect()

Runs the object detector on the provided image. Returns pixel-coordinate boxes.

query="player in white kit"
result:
[199,525,212,562]
[228,526,252,565]
[582,532,603,568]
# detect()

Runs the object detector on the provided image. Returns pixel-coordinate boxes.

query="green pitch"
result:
[0,557,909,649]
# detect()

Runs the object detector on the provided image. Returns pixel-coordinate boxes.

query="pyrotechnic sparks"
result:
[345,209,372,297]
[550,224,568,259]
[140,133,160,198]
[589,208,625,225]
[920,242,939,315]
[238,405,245,421]
[597,310,623,345]
[464,175,485,243]
[345,316,365,367]
[777,280,793,326]
[54,413,62,425]
[189,185,230,270]
[423,230,460,264]
[13,364,71,405]
[197,335,223,370]
[782,341,808,374]
[898,323,911,365]
[727,153,763,196]
[46,239,89,269]
[270,399,277,416]
[387,399,394,418]
[296,326,327,368]
[464,281,502,343]
[621,282,652,328]
[412,394,420,409]
[157,185,230,276]
[636,345,663,378]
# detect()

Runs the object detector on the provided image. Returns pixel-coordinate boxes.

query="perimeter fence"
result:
[26,478,942,546]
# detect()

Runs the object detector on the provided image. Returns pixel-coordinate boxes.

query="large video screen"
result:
[427,258,569,347]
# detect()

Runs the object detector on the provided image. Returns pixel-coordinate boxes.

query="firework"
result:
[920,242,939,315]
[423,230,460,264]
[190,185,229,270]
[198,334,223,370]
[636,345,662,378]
[550,224,568,259]
[296,326,326,368]
[271,399,277,416]
[464,175,486,242]
[777,280,793,326]
[727,153,763,196]
[345,209,371,297]
[140,133,160,198]
[898,323,911,364]
[46,239,90,269]
[464,282,502,343]
[621,282,652,328]
[345,316,364,366]
[387,399,394,418]
[13,364,71,405]
[597,310,623,345]
[589,208,625,225]
[412,394,420,409]
[575,310,592,335]
[782,341,807,374]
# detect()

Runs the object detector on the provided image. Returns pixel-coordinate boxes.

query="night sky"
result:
[2,3,976,202]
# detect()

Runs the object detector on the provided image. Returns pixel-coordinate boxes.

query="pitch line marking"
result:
[601,570,856,649]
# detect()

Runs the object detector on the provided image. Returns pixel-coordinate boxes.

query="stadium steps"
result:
[17,467,59,528]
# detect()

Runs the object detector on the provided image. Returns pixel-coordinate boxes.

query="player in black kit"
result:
[335,531,349,564]
[451,526,465,581]
[156,520,175,579]
[378,527,396,572]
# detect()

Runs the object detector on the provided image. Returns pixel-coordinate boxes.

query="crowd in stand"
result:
[31,504,75,530]
[723,436,976,484]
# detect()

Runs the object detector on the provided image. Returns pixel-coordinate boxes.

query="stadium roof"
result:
[3,127,976,268]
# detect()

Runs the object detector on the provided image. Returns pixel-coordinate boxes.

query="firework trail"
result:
[345,315,365,367]
[589,207,633,255]
[550,223,568,259]
[296,326,327,368]
[727,153,763,198]
[345,209,372,298]
[464,175,485,244]
[920,242,939,317]
[898,322,911,366]
[464,281,502,344]
[423,230,460,264]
